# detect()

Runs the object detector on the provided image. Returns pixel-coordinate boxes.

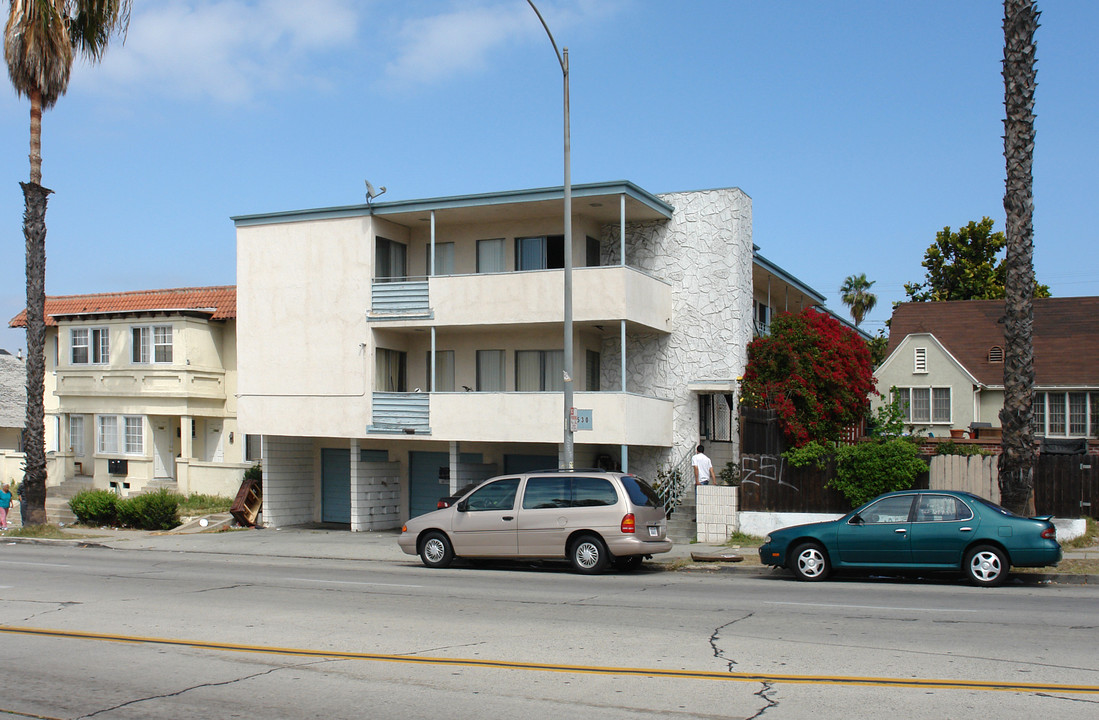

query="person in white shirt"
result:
[692,445,716,485]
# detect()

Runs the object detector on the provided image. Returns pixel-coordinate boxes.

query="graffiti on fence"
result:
[739,454,799,491]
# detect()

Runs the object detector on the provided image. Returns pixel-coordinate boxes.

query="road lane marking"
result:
[0,561,71,567]
[285,577,424,588]
[766,601,978,613]
[1,625,1096,695]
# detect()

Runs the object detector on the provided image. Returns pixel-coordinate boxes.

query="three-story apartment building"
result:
[234,181,822,530]
[9,287,249,497]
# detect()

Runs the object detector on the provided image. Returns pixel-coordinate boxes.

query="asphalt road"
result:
[0,543,1096,719]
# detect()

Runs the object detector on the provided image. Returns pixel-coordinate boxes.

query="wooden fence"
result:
[738,452,1097,518]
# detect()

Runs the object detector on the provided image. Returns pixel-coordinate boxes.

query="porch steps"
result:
[666,498,698,544]
[44,477,93,525]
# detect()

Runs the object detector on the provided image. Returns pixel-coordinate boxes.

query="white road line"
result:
[286,577,423,589]
[766,601,978,613]
[0,561,70,567]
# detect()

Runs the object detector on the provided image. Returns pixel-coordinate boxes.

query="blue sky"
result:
[2,0,1096,354]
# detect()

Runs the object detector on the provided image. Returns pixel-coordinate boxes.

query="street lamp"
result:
[527,0,574,468]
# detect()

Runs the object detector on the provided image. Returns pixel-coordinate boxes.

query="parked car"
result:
[437,482,484,509]
[399,469,672,573]
[758,489,1062,587]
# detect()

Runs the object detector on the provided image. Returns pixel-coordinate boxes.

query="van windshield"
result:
[620,475,661,507]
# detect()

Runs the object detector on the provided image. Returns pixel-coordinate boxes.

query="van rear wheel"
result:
[570,535,608,574]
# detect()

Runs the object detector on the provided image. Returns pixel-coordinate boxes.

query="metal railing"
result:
[656,448,695,514]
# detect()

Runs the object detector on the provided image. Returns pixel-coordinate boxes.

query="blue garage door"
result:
[321,448,389,524]
[409,451,482,519]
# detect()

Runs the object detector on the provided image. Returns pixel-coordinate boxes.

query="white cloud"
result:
[77,0,361,103]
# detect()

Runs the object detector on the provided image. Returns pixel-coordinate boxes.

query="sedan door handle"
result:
[959,527,973,532]
[502,516,514,521]
[894,528,907,534]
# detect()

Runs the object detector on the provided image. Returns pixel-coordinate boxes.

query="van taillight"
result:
[1041,527,1056,540]
[621,513,636,533]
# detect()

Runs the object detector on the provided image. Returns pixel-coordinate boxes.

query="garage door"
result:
[409,451,482,519]
[321,448,390,524]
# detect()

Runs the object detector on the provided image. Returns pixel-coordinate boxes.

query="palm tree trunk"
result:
[998,0,1040,514]
[20,180,50,526]
[29,88,43,185]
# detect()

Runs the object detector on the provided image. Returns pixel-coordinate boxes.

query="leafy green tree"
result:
[741,308,875,447]
[830,440,928,508]
[839,273,877,326]
[999,0,1040,514]
[903,217,1050,302]
[5,1,130,524]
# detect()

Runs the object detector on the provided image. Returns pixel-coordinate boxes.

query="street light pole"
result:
[527,1,574,468]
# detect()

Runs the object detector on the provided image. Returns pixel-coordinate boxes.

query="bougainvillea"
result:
[741,308,875,447]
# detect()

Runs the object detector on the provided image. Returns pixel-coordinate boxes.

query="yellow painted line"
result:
[2,625,1097,695]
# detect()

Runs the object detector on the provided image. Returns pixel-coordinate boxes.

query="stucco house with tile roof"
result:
[8,287,250,497]
[874,297,1099,440]
[234,181,837,531]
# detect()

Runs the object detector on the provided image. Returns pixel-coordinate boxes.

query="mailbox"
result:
[107,458,128,475]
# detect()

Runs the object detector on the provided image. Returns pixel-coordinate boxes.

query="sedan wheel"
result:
[570,535,609,574]
[790,542,830,581]
[964,545,1007,587]
[419,531,454,569]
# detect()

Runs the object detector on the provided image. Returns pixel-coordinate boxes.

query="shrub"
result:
[718,461,741,486]
[935,441,989,456]
[69,489,119,526]
[830,439,928,508]
[244,463,262,482]
[117,489,181,531]
[782,440,835,470]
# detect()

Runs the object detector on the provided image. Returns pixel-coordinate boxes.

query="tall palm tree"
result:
[839,273,877,326]
[5,0,130,524]
[998,0,1040,515]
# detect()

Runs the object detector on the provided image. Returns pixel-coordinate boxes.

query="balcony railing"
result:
[367,392,431,435]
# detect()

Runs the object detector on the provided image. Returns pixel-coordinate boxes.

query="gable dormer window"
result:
[988,346,1004,363]
[914,347,927,373]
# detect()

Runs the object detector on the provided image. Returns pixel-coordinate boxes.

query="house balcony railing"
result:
[368,266,672,333]
[366,390,672,446]
[54,367,226,401]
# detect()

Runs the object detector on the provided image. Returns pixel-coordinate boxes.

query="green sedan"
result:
[758,489,1062,587]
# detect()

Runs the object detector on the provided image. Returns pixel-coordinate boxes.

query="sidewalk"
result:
[2,519,1095,583]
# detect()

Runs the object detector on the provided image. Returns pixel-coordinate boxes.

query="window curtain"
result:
[516,236,546,271]
[477,350,505,391]
[431,350,455,392]
[477,239,505,273]
[543,350,564,391]
[515,351,540,391]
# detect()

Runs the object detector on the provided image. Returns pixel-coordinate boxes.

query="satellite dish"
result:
[365,180,387,200]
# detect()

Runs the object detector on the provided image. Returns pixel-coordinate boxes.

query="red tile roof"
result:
[885,297,1099,387]
[8,286,236,328]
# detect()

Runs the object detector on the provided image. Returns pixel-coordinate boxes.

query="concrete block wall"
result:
[262,435,314,527]
[695,485,738,543]
[351,461,401,531]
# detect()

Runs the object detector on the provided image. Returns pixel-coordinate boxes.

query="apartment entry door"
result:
[152,420,175,480]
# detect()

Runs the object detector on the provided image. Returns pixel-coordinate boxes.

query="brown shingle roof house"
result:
[875,297,1099,437]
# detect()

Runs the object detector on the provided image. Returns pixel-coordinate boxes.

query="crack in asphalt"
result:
[399,640,487,656]
[745,681,779,720]
[73,658,339,719]
[709,612,755,672]
[16,600,80,624]
[1035,692,1099,705]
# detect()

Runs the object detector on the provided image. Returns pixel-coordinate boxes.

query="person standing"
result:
[0,483,12,530]
[692,445,716,485]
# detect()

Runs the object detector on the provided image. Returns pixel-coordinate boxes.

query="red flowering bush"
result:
[741,308,875,447]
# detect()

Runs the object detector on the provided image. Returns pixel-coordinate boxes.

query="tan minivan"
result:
[398,469,672,573]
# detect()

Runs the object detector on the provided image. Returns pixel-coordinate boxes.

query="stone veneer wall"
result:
[601,188,753,481]
[351,460,402,531]
[261,435,315,527]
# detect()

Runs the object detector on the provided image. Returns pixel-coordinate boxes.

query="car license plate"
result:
[648,526,659,537]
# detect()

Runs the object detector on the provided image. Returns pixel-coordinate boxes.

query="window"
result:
[477,238,506,273]
[97,415,143,455]
[476,350,505,391]
[516,350,564,391]
[69,415,85,456]
[915,495,973,523]
[132,325,173,364]
[754,301,771,336]
[464,478,519,511]
[71,327,109,364]
[988,346,1004,363]
[522,477,571,509]
[914,347,927,373]
[427,350,455,392]
[571,476,618,507]
[375,349,407,392]
[245,434,263,462]
[515,235,564,271]
[895,387,951,424]
[1034,391,1098,437]
[428,242,454,276]
[586,236,600,267]
[856,495,915,524]
[375,237,407,281]
[586,350,601,391]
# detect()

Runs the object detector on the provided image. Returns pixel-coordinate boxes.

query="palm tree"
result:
[5,1,130,524]
[998,0,1040,515]
[839,273,877,326]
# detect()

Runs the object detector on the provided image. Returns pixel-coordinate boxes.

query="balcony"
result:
[368,266,672,333]
[55,367,227,401]
[366,390,673,446]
